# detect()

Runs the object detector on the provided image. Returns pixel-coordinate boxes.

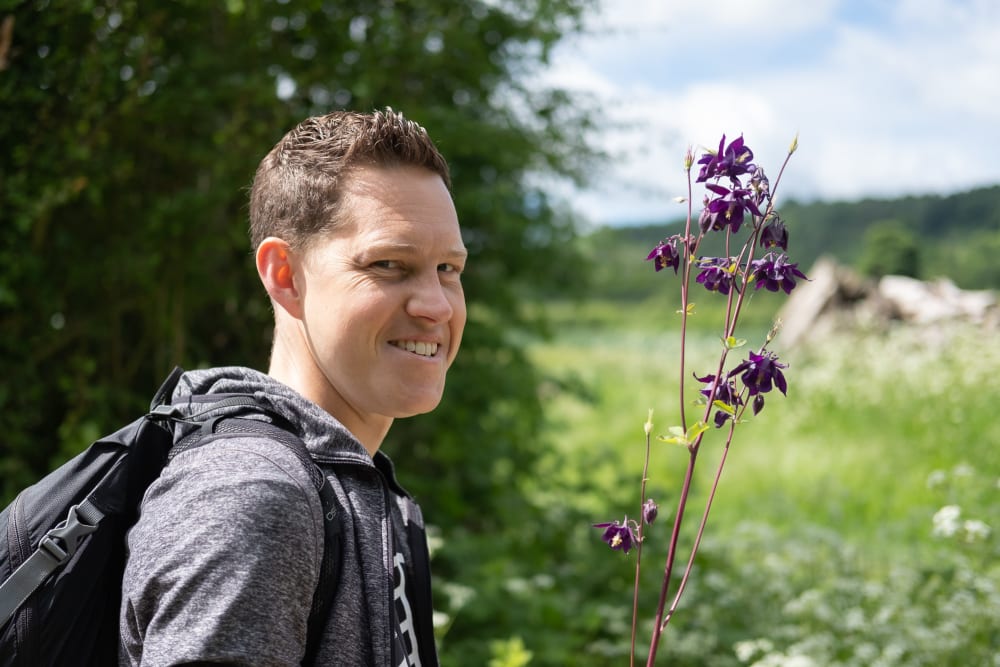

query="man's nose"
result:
[406,273,454,322]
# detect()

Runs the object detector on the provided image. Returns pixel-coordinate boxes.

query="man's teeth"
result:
[392,341,438,357]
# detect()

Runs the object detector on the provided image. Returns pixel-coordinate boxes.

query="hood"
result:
[169,366,371,462]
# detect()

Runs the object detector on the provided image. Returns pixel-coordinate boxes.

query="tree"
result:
[856,218,922,278]
[1,3,600,656]
[1,0,596,477]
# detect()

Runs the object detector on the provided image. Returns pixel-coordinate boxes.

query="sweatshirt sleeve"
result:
[119,437,325,667]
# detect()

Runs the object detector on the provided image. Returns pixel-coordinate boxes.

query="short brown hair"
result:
[249,108,450,250]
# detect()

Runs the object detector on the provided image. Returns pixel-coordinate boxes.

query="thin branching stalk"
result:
[677,161,696,431]
[645,450,698,667]
[662,421,738,627]
[630,427,654,667]
[601,136,801,666]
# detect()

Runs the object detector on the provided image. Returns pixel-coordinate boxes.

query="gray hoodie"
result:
[119,367,439,666]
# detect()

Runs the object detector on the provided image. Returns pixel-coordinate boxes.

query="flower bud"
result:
[642,498,658,525]
[644,409,654,436]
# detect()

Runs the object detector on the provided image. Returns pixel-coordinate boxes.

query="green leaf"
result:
[688,421,710,439]
[713,400,736,415]
[658,421,709,446]
[724,335,747,350]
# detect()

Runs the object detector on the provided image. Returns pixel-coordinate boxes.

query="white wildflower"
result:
[925,469,947,488]
[735,640,758,663]
[734,638,774,663]
[963,519,991,542]
[952,462,974,478]
[932,505,961,538]
[751,653,817,667]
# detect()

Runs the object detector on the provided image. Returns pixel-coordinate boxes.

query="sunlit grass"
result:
[530,299,1000,559]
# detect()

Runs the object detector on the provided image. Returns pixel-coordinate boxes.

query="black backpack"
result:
[0,367,340,667]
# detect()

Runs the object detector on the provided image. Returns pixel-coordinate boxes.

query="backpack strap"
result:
[181,415,341,666]
[0,367,187,631]
[0,502,100,628]
[0,378,268,633]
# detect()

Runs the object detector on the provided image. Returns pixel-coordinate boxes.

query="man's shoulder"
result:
[171,425,316,480]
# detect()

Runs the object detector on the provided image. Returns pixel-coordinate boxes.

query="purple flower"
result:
[642,499,658,525]
[646,237,681,274]
[695,257,737,295]
[759,218,788,251]
[695,372,743,427]
[594,517,637,553]
[750,252,807,294]
[730,351,788,396]
[699,183,762,235]
[696,134,756,183]
[749,167,770,205]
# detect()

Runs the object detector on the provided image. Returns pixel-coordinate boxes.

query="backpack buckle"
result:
[148,404,182,420]
[40,505,100,565]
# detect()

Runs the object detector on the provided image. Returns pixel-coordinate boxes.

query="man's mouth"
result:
[390,340,439,357]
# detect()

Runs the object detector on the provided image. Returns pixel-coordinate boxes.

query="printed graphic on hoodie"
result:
[393,550,421,667]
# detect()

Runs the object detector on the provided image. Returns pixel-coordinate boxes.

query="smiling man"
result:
[120,110,464,667]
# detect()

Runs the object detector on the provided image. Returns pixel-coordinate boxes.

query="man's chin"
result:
[393,395,444,419]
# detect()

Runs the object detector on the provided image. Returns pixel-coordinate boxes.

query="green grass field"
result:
[520,298,1000,665]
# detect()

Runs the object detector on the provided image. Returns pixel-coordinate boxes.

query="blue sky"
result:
[539,0,1000,226]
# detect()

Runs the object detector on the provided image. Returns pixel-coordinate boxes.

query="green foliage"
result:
[1,1,596,476]
[856,219,921,278]
[662,523,1000,667]
[489,637,533,667]
[0,3,599,661]
[935,228,1000,288]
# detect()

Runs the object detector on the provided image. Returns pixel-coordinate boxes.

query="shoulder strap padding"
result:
[181,416,341,665]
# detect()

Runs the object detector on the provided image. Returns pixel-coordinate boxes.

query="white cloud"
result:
[542,0,1000,225]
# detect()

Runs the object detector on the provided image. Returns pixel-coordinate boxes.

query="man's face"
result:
[295,165,467,425]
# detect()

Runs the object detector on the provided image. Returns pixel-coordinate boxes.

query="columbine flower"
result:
[642,499,658,525]
[695,372,743,427]
[700,184,761,235]
[731,351,788,396]
[695,257,737,295]
[759,218,788,251]
[646,237,681,273]
[750,252,808,294]
[594,517,637,553]
[749,167,770,205]
[696,134,755,183]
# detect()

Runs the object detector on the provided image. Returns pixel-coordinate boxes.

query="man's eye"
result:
[372,260,401,270]
[438,263,462,274]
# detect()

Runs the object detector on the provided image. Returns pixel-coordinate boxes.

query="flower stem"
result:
[661,425,736,628]
[630,429,654,666]
[678,173,696,431]
[645,448,698,667]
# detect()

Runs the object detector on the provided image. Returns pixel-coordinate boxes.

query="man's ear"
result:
[256,237,304,320]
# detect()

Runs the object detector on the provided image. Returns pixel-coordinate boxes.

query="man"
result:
[119,109,466,666]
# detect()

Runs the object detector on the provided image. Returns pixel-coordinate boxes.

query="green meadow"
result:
[512,296,1000,666]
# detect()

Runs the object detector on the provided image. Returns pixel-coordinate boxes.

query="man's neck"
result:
[267,327,390,457]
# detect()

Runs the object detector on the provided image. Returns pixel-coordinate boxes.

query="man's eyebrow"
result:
[368,242,468,259]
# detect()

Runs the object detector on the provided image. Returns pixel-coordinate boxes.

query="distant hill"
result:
[571,184,1000,300]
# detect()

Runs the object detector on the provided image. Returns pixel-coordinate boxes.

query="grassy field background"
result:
[518,295,999,666]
